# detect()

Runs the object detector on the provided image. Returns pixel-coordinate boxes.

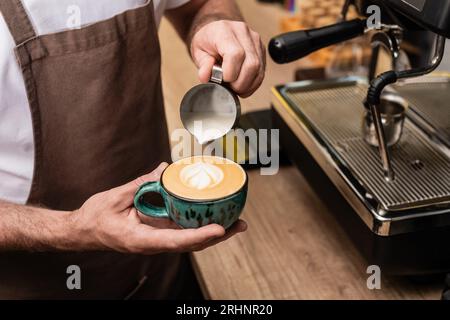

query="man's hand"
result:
[0,163,246,253]
[166,0,266,98]
[72,163,247,254]
[191,20,266,98]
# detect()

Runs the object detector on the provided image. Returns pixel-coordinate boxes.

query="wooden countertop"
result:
[159,0,443,300]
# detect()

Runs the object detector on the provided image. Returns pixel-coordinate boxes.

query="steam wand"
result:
[365,35,446,182]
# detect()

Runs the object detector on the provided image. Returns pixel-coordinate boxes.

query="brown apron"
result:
[0,0,185,299]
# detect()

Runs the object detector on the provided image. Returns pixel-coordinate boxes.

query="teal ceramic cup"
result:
[133,162,248,230]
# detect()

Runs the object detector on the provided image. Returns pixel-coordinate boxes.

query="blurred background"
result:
[160,0,448,134]
[158,0,448,300]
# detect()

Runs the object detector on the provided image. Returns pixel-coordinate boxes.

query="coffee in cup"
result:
[162,156,246,201]
[134,156,248,229]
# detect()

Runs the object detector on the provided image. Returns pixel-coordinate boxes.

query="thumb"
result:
[196,53,217,84]
[135,162,169,186]
[111,162,169,206]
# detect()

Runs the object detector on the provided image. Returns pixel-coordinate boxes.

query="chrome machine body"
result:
[269,0,450,274]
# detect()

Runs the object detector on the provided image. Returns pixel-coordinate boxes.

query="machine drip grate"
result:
[284,81,450,212]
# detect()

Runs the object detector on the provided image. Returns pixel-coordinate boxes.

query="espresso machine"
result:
[269,0,450,275]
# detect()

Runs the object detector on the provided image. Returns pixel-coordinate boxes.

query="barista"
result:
[0,0,265,299]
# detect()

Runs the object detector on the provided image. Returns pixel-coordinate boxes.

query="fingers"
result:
[191,21,266,98]
[131,224,227,254]
[243,33,267,98]
[197,54,217,83]
[108,162,169,209]
[129,221,248,254]
[133,162,168,187]
[137,211,181,230]
[227,25,262,97]
[257,33,267,70]
[235,32,266,98]
[192,220,248,251]
[217,31,246,84]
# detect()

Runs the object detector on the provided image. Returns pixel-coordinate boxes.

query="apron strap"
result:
[0,0,36,45]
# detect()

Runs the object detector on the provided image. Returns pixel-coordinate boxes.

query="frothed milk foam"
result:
[162,156,246,201]
[180,162,224,190]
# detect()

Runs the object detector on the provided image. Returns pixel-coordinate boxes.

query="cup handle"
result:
[134,181,169,219]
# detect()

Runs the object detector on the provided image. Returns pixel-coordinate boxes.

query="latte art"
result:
[162,156,246,201]
[180,163,224,190]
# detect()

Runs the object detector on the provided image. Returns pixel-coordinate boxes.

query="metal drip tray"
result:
[278,77,450,233]
[338,133,450,211]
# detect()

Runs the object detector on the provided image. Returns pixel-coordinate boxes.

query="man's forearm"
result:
[0,201,75,252]
[186,0,244,47]
[167,0,244,47]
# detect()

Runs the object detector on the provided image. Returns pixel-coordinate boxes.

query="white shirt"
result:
[0,0,189,204]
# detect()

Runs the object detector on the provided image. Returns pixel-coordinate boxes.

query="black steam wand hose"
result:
[365,35,446,182]
[443,274,450,300]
